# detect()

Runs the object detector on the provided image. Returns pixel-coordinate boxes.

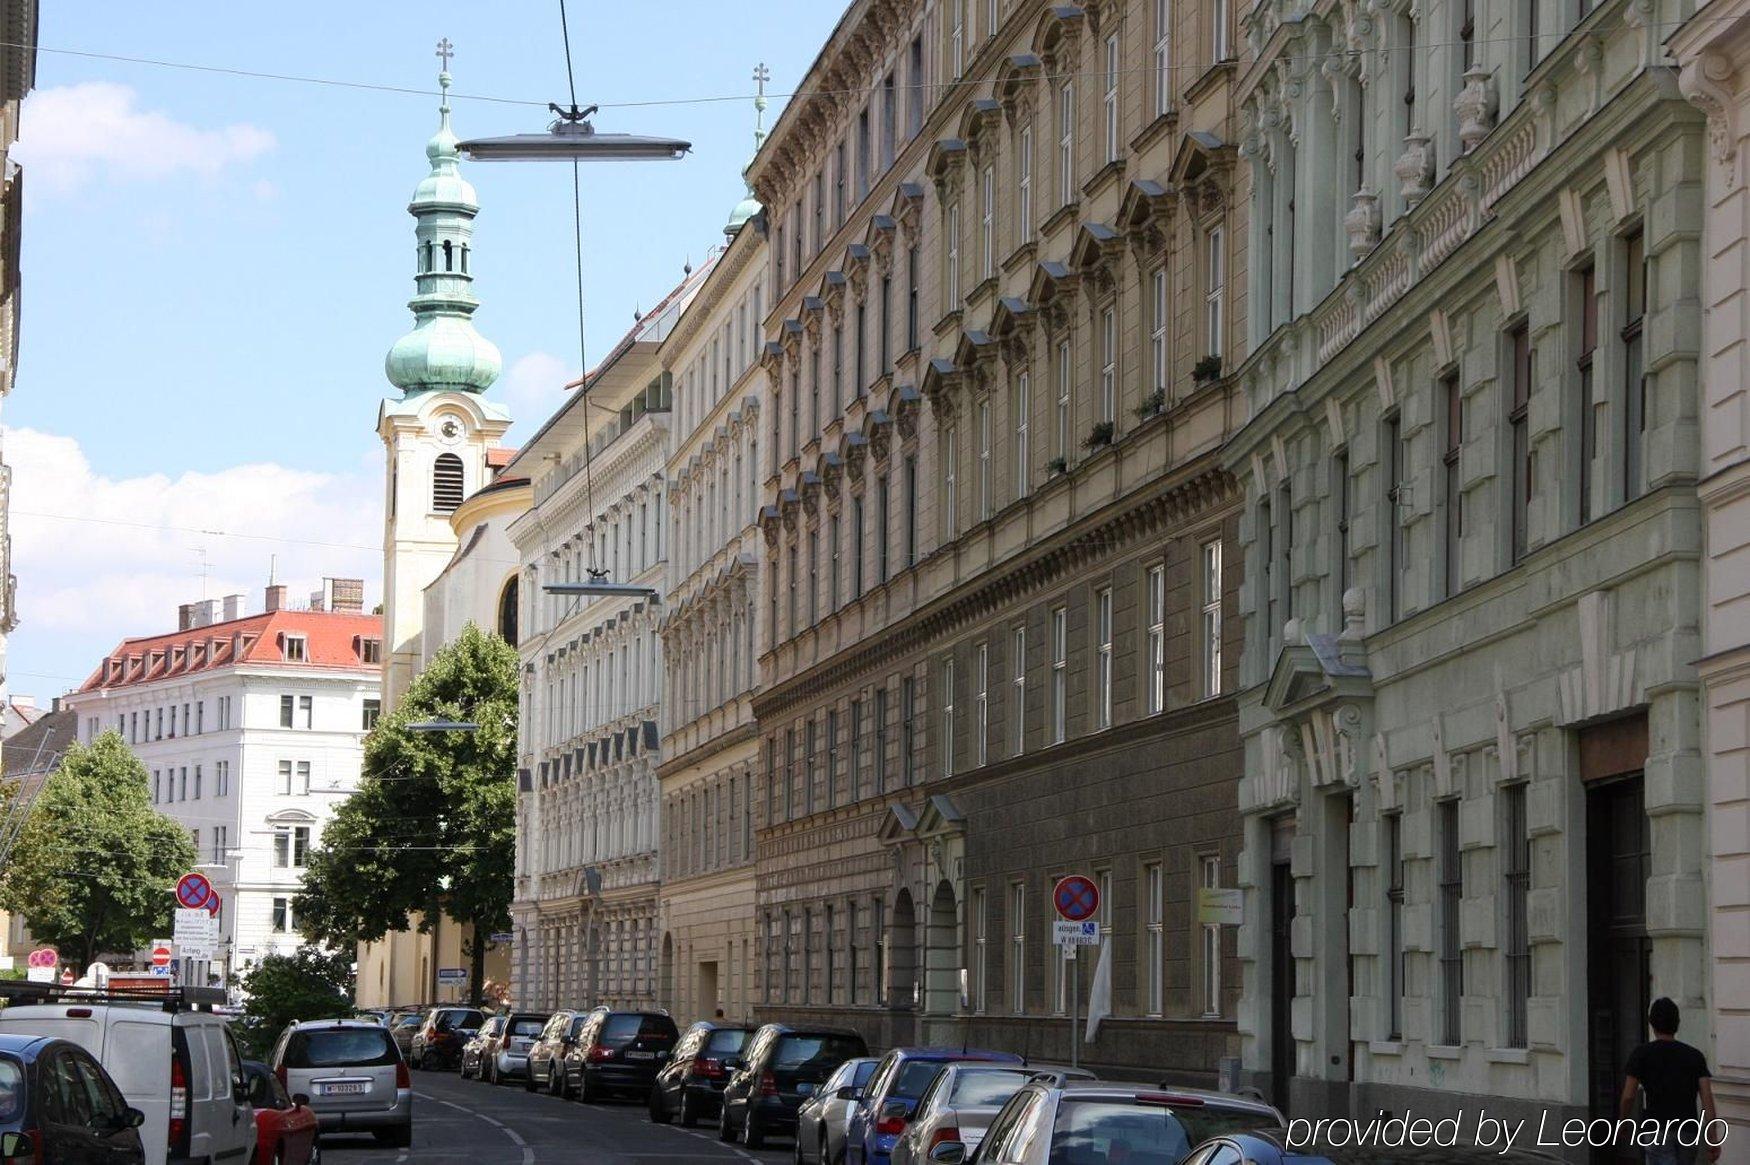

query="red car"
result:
[244,1059,321,1164]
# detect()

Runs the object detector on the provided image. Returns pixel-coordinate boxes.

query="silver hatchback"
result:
[271,1019,413,1149]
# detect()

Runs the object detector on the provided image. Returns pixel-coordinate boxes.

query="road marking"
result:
[417,1091,537,1165]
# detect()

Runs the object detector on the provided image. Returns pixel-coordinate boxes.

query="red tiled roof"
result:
[79,609,383,693]
[486,446,519,470]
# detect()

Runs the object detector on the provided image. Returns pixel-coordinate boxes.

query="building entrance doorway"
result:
[1587,774,1650,1164]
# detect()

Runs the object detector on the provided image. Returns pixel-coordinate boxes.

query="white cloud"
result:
[492,351,578,444]
[15,83,276,191]
[5,427,381,691]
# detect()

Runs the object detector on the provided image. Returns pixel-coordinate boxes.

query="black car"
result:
[1185,1129,1563,1165]
[561,1009,681,1103]
[717,1024,869,1149]
[0,1033,146,1164]
[647,1020,756,1127]
[409,1006,485,1071]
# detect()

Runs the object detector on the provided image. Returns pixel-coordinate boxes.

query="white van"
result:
[0,983,256,1165]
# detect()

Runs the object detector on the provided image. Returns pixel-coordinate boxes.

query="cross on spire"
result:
[751,62,771,151]
[436,37,455,72]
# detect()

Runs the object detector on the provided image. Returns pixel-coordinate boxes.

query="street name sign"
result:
[436,967,468,984]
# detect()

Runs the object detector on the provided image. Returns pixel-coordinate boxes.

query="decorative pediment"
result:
[1119,178,1175,251]
[866,214,898,272]
[867,408,895,460]
[928,137,971,188]
[1028,259,1080,310]
[921,356,962,419]
[958,98,1004,151]
[1069,221,1124,276]
[779,317,805,356]
[916,793,966,838]
[799,469,824,512]
[1031,4,1087,65]
[990,296,1035,363]
[1263,634,1372,716]
[844,243,872,299]
[800,295,826,338]
[1170,131,1237,217]
[820,450,845,497]
[893,383,923,438]
[821,269,848,320]
[996,53,1044,113]
[841,429,870,476]
[893,182,927,237]
[878,802,922,845]
[760,339,785,375]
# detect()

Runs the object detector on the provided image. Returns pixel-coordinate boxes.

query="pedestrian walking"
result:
[1620,998,1719,1164]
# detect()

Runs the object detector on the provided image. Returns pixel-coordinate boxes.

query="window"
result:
[1334,451,1352,599]
[1509,323,1532,562]
[951,0,966,79]
[834,140,847,227]
[1103,35,1120,162]
[875,685,890,789]
[1147,564,1167,713]
[876,474,891,582]
[272,897,293,934]
[978,400,993,521]
[973,887,988,1013]
[193,765,202,799]
[1154,0,1172,117]
[805,720,818,814]
[1094,588,1113,729]
[909,36,926,138]
[857,109,872,201]
[1100,306,1117,425]
[944,425,960,540]
[1017,123,1033,240]
[1051,606,1068,743]
[362,698,381,731]
[784,728,797,820]
[299,695,312,728]
[216,761,229,798]
[849,697,864,799]
[882,73,897,169]
[1577,264,1598,524]
[975,642,990,767]
[1150,268,1168,406]
[902,676,917,784]
[211,825,228,865]
[1437,798,1463,1045]
[831,514,843,610]
[1279,482,1294,626]
[278,759,311,796]
[1058,83,1075,204]
[1138,862,1163,1017]
[283,635,308,664]
[941,656,956,776]
[852,497,866,597]
[1623,230,1647,501]
[981,165,995,279]
[1011,625,1027,754]
[904,456,918,567]
[1386,812,1405,1039]
[279,695,293,728]
[1205,227,1226,358]
[433,453,464,512]
[1503,784,1530,1048]
[1009,882,1027,1012]
[1385,414,1404,621]
[274,825,311,869]
[826,710,840,807]
[813,169,825,255]
[1013,373,1031,501]
[1201,855,1223,1015]
[906,246,919,352]
[1201,540,1224,697]
[1213,0,1230,60]
[1442,372,1463,598]
[1056,341,1072,462]
[946,203,961,304]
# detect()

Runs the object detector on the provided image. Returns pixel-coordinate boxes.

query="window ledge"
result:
[1131,112,1177,154]
[1426,1044,1464,1060]
[1485,1047,1531,1065]
[1184,59,1237,105]
[932,308,965,340]
[1082,159,1126,200]
[1368,1040,1405,1056]
[1041,202,1079,237]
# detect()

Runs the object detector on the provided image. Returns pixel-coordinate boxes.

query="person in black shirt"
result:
[1620,997,1719,1164]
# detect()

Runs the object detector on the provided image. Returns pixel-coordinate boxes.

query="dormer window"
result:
[283,634,308,663]
[358,637,382,664]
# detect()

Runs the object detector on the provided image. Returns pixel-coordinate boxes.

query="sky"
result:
[7,1,842,700]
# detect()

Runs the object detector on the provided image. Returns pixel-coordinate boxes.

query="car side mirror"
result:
[233,1080,251,1105]
[928,1143,966,1165]
[125,1107,146,1130]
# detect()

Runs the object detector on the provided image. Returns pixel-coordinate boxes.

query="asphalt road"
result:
[319,1066,798,1164]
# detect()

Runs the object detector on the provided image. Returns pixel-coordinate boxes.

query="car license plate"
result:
[322,1082,367,1096]
[625,1051,655,1061]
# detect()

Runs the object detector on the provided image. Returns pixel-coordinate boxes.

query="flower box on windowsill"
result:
[1047,455,1069,476]
[1192,354,1223,383]
[1082,421,1115,451]
[1134,389,1167,421]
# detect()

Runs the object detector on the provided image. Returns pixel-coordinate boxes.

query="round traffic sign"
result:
[206,895,221,918]
[150,945,172,968]
[25,947,56,969]
[175,873,214,910]
[1053,875,1101,922]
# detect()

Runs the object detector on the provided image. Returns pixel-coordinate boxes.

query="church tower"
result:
[377,48,511,710]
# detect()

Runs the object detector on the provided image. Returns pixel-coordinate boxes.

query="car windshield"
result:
[0,1058,22,1121]
[1052,1101,1278,1165]
[704,1029,750,1055]
[286,1028,398,1068]
[948,1067,1031,1107]
[601,1014,677,1045]
[508,1017,546,1037]
[773,1034,866,1070]
[438,1009,484,1031]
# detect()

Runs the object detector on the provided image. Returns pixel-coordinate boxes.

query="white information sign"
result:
[1053,920,1099,946]
[1195,887,1245,926]
[174,908,220,960]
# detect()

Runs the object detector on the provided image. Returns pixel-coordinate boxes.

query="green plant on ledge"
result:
[1134,388,1166,420]
[1083,420,1115,450]
[1192,353,1223,382]
[1047,455,1068,475]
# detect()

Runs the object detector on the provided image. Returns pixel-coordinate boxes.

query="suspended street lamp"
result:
[542,580,661,601]
[458,103,689,162]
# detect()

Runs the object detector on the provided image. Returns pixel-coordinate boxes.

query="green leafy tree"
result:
[0,733,197,968]
[295,623,517,1004]
[234,946,355,1057]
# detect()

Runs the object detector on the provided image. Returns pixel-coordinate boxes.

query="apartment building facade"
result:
[507,267,709,1010]
[1226,0,1706,1132]
[66,585,382,984]
[746,0,1250,1078]
[656,215,769,1025]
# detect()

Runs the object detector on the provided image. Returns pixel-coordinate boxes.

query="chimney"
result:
[178,603,196,631]
[184,599,219,629]
[222,593,245,622]
[265,584,287,612]
[309,589,325,612]
[326,577,365,612]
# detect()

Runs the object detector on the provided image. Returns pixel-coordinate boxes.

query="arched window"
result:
[420,241,433,273]
[433,453,465,512]
[443,240,454,271]
[498,576,520,646]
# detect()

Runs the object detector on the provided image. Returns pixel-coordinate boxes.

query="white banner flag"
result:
[1084,939,1113,1043]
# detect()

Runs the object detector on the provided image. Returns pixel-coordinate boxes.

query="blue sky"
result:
[7,1,840,699]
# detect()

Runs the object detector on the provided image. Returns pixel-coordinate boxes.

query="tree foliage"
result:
[234,946,355,1057]
[295,623,518,1003]
[0,733,197,968]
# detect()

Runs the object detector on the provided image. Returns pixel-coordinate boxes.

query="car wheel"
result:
[523,1063,537,1092]
[676,1090,698,1129]
[575,1067,594,1104]
[794,1131,808,1165]
[718,1105,737,1143]
[742,1110,766,1150]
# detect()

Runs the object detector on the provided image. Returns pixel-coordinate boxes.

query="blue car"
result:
[843,1048,1022,1165]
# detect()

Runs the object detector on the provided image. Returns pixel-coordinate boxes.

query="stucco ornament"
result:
[1394,129,1434,205]
[1454,67,1498,152]
[1345,188,1381,262]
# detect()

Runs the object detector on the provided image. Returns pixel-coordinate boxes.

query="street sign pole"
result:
[1070,955,1079,1070]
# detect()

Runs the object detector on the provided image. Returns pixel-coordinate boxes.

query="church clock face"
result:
[435,416,464,445]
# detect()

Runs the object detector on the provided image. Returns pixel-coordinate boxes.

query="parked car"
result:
[889,1064,1089,1165]
[0,982,252,1165]
[243,1058,321,1165]
[270,1018,413,1148]
[409,1007,485,1071]
[0,1032,145,1165]
[1180,1129,1563,1165]
[843,1048,1024,1165]
[718,1024,870,1149]
[932,1080,1282,1165]
[794,1056,878,1165]
[460,1016,503,1081]
[525,1010,589,1096]
[475,1012,549,1085]
[561,1008,680,1103]
[387,1012,423,1058]
[647,1020,756,1126]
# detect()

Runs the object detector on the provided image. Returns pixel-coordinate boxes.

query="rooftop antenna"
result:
[191,547,211,599]
[268,553,277,586]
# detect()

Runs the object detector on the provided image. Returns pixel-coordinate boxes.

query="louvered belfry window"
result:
[433,453,464,512]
